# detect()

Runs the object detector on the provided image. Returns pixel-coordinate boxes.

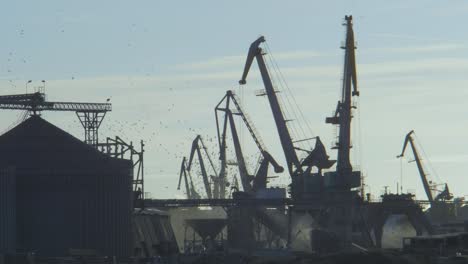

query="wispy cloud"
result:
[369,33,429,41]
[360,58,468,76]
[428,2,468,17]
[272,50,329,60]
[167,41,468,87]
[366,43,466,54]
[2,56,463,98]
[384,154,468,166]
[173,50,330,71]
[428,154,468,164]
[173,55,245,71]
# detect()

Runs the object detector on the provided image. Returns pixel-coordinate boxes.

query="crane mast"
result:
[226,110,252,193]
[216,96,230,199]
[239,37,301,178]
[326,15,359,186]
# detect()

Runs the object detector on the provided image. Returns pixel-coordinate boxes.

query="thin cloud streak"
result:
[366,43,466,54]
[173,42,467,73]
[369,33,438,42]
[428,154,468,164]
[1,56,464,95]
[173,50,330,71]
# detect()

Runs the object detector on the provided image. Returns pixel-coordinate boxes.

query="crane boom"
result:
[187,169,201,200]
[397,130,434,202]
[197,136,221,198]
[196,146,212,199]
[198,137,219,181]
[178,157,192,199]
[239,36,301,176]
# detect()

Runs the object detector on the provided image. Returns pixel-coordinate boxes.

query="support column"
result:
[76,111,107,146]
[373,212,388,248]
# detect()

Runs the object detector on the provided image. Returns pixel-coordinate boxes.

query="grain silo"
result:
[0,116,133,257]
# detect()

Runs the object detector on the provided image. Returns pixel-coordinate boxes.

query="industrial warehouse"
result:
[1,11,468,264]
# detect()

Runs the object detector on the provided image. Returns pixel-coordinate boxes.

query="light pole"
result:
[26,80,32,93]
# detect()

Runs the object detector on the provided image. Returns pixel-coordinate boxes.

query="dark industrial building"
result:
[0,116,133,257]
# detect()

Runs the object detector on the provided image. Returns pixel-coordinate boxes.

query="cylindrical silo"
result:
[0,116,133,257]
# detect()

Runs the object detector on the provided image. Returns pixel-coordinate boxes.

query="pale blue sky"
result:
[1,1,468,200]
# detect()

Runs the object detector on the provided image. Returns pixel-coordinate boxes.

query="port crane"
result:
[187,135,219,199]
[397,130,453,203]
[238,19,369,249]
[239,37,334,199]
[325,15,361,190]
[215,90,284,193]
[178,157,201,199]
[0,91,111,146]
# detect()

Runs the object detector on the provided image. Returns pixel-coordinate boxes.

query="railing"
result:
[0,100,111,112]
[144,198,455,208]
[51,102,111,112]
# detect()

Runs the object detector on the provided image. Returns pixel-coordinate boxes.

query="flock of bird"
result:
[0,81,295,197]
[0,26,296,197]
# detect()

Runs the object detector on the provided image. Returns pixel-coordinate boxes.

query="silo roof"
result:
[0,115,120,169]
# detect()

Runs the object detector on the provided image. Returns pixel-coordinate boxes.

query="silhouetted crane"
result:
[239,37,334,199]
[397,130,453,204]
[215,90,284,193]
[187,135,219,199]
[325,15,361,190]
